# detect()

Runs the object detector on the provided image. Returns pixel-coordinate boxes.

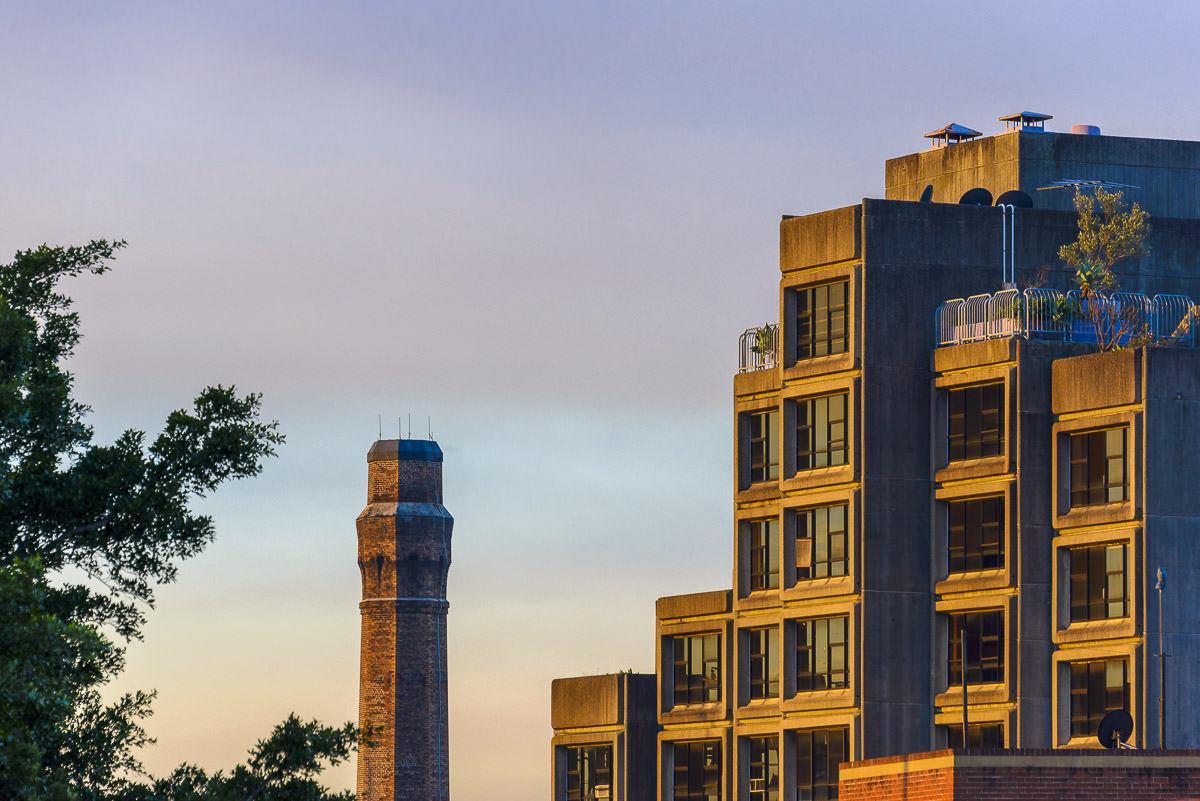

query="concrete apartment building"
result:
[551,115,1200,801]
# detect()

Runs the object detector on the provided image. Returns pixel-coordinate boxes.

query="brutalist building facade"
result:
[551,116,1200,801]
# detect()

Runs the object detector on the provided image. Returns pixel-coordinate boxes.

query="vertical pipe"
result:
[1157,567,1166,749]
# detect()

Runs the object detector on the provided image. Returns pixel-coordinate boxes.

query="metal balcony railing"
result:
[935,289,1199,349]
[738,324,778,372]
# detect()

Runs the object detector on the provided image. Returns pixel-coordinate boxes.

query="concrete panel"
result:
[1051,349,1139,414]
[551,674,622,729]
[933,338,1015,373]
[779,206,861,273]
[1143,349,1200,517]
[655,589,731,621]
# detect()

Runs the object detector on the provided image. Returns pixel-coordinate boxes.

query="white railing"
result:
[935,289,1198,348]
[738,323,778,372]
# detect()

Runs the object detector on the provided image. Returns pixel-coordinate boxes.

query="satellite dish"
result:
[959,187,993,206]
[1098,709,1134,749]
[995,190,1034,209]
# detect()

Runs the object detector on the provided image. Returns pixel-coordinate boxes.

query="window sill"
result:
[935,682,1008,707]
[782,462,854,492]
[782,350,855,381]
[782,574,854,602]
[1054,500,1136,530]
[1053,617,1134,645]
[782,687,854,713]
[936,569,1009,597]
[935,454,1008,484]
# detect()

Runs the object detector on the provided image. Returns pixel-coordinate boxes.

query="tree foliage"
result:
[0,243,356,799]
[1057,188,1151,351]
[0,241,284,639]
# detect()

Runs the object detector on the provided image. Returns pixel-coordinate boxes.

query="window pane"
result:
[946,384,1004,463]
[796,281,850,361]
[1069,428,1128,509]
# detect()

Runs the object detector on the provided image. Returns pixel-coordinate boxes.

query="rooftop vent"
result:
[1071,124,1101,135]
[924,123,982,149]
[999,111,1052,132]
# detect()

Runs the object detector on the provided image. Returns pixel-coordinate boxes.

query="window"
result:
[947,383,1003,462]
[948,610,1003,686]
[1070,660,1129,738]
[1069,428,1127,507]
[673,633,721,706]
[796,616,848,693]
[796,394,848,471]
[673,740,721,801]
[747,736,779,801]
[748,518,780,592]
[747,626,779,700]
[795,728,848,801]
[944,723,1003,748]
[795,505,848,581]
[947,496,1004,573]
[565,744,611,801]
[750,410,780,483]
[1070,543,1128,622]
[795,281,849,360]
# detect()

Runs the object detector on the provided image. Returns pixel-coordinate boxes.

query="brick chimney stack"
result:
[356,439,452,801]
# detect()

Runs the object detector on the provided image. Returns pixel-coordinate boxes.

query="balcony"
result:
[935,288,1199,349]
[738,324,778,372]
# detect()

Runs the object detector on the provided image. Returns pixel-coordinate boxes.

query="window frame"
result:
[794,504,848,581]
[564,743,612,801]
[1069,542,1128,622]
[795,615,849,693]
[747,735,779,801]
[947,609,1004,686]
[794,727,849,801]
[795,393,848,472]
[672,740,722,801]
[748,518,780,593]
[1069,659,1129,739]
[672,633,721,706]
[794,280,849,361]
[749,409,780,484]
[946,382,1004,463]
[1069,427,1128,508]
[947,495,1004,574]
[746,626,780,701]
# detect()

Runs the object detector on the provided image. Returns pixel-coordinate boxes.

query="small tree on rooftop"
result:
[1058,187,1151,351]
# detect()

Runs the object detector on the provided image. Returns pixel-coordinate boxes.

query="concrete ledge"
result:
[656,590,732,621]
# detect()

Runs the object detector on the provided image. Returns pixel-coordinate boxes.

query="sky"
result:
[3,1,1199,797]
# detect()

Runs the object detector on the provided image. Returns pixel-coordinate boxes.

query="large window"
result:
[747,736,779,801]
[947,383,1003,462]
[796,616,848,693]
[795,394,848,471]
[795,505,848,581]
[747,626,779,700]
[948,496,1004,573]
[1070,543,1128,622]
[673,633,721,706]
[1069,428,1127,507]
[948,610,1004,686]
[1070,659,1129,738]
[795,728,848,801]
[795,281,849,360]
[944,723,1003,748]
[749,410,780,483]
[748,518,779,592]
[565,744,612,801]
[673,740,721,801]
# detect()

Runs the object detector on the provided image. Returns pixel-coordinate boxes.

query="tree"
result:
[115,716,359,801]
[1057,187,1151,351]
[0,242,357,799]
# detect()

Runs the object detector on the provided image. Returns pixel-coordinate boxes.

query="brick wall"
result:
[839,750,1200,801]
[356,443,452,801]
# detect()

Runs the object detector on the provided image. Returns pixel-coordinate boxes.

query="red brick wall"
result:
[839,750,1200,801]
[356,451,452,801]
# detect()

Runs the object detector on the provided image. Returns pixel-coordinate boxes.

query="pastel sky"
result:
[4,2,1199,797]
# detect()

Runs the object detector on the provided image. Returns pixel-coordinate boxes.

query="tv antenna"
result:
[1097,709,1136,750]
[1036,178,1141,192]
